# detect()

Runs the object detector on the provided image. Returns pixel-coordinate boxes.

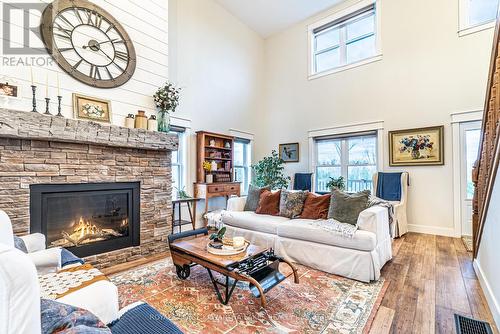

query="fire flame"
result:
[74,217,100,239]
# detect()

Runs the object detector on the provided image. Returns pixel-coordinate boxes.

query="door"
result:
[460,121,482,236]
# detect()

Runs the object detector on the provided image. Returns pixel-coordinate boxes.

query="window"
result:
[465,128,481,199]
[309,1,380,77]
[315,133,377,193]
[460,0,499,33]
[169,126,186,198]
[233,138,252,195]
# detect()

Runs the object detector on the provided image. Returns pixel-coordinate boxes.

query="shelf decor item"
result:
[147,115,158,131]
[134,110,148,129]
[0,82,18,97]
[125,114,135,128]
[389,126,444,166]
[31,85,37,112]
[44,97,51,115]
[279,143,299,163]
[153,81,180,133]
[56,95,63,117]
[72,93,112,123]
[203,160,213,183]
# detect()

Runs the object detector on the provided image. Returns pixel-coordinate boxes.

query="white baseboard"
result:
[473,260,500,329]
[407,224,457,237]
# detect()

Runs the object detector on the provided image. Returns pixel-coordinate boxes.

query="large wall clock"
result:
[40,0,136,89]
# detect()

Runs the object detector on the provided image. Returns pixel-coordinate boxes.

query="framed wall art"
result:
[279,143,299,163]
[389,126,444,166]
[73,94,112,123]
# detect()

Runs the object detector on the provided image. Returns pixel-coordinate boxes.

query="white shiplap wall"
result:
[0,0,168,126]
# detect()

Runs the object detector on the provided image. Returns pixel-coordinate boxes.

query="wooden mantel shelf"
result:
[0,108,178,151]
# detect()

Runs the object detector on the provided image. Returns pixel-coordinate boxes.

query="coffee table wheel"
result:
[175,265,190,279]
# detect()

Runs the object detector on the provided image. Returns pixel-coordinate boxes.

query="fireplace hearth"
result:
[30,182,140,258]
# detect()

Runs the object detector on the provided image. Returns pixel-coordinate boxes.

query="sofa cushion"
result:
[244,185,270,211]
[328,189,370,225]
[277,219,376,251]
[256,190,281,216]
[300,193,331,220]
[222,211,289,234]
[279,190,308,218]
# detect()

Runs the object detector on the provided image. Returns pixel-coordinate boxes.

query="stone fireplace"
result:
[30,182,141,258]
[0,108,177,268]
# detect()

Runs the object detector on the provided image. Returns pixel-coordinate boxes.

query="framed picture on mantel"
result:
[389,125,444,166]
[73,93,112,124]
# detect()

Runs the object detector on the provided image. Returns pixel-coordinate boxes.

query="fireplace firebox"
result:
[30,182,140,258]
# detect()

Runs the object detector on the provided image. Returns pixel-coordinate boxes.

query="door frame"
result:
[452,110,483,237]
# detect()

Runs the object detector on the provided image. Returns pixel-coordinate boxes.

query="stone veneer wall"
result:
[0,109,177,269]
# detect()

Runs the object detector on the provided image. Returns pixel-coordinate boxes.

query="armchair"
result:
[372,172,409,237]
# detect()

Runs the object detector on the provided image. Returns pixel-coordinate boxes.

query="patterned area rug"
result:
[462,236,473,252]
[110,258,388,334]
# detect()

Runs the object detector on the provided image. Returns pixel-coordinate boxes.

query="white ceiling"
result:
[215,0,345,38]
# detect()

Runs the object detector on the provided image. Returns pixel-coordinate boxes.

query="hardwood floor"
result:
[370,233,498,334]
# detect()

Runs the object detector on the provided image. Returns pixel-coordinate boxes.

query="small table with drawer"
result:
[193,182,241,227]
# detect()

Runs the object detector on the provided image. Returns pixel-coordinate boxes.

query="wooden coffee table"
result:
[168,228,299,307]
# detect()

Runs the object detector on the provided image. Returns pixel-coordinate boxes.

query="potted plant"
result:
[153,82,180,133]
[251,150,291,190]
[326,176,346,191]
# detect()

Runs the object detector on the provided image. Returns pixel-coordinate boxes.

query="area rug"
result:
[110,258,388,334]
[462,236,473,252]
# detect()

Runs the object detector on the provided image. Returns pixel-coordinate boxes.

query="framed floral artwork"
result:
[389,126,444,166]
[72,93,112,123]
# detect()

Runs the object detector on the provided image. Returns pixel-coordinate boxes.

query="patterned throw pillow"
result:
[13,235,28,253]
[279,190,308,218]
[244,185,271,211]
[328,189,370,225]
[255,190,281,215]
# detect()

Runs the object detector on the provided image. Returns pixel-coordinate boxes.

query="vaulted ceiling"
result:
[214,0,345,38]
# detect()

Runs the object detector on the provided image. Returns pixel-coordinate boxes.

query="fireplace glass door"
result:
[30,182,140,257]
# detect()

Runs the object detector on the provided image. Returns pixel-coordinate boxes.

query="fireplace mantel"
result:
[0,108,178,151]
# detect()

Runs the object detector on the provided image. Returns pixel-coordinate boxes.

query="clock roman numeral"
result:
[58,13,75,29]
[74,7,84,24]
[105,66,113,80]
[115,51,128,62]
[72,59,84,71]
[90,65,102,80]
[54,23,72,40]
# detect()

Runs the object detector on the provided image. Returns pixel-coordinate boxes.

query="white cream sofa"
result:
[222,197,392,282]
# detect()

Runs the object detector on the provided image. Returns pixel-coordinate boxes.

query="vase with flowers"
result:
[399,135,434,159]
[203,161,213,183]
[153,82,181,133]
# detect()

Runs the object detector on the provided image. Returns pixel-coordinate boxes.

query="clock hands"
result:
[82,38,118,50]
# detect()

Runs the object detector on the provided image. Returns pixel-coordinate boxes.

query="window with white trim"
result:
[460,0,499,31]
[233,138,252,195]
[314,132,377,193]
[310,2,379,76]
[170,126,186,198]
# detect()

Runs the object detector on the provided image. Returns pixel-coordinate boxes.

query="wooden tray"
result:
[207,241,249,256]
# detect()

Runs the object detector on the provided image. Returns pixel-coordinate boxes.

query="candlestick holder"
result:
[31,85,37,112]
[44,97,51,115]
[56,96,63,117]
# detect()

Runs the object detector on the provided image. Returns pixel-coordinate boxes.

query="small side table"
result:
[172,198,201,234]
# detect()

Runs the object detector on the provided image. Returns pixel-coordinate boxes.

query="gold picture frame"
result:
[72,93,112,123]
[279,143,299,163]
[389,125,444,166]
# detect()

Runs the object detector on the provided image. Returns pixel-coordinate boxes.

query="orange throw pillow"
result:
[256,190,281,216]
[300,193,331,219]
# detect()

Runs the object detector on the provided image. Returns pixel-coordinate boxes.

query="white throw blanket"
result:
[305,219,358,238]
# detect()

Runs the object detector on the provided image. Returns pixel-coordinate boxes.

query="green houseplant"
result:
[251,150,291,190]
[326,176,346,191]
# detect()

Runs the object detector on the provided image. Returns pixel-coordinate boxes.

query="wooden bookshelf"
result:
[194,131,241,226]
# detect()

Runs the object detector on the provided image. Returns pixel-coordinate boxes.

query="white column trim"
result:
[170,115,192,129]
[229,128,255,141]
[451,110,483,238]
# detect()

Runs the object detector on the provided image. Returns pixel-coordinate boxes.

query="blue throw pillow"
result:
[109,303,183,334]
[13,235,28,253]
[41,299,111,334]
